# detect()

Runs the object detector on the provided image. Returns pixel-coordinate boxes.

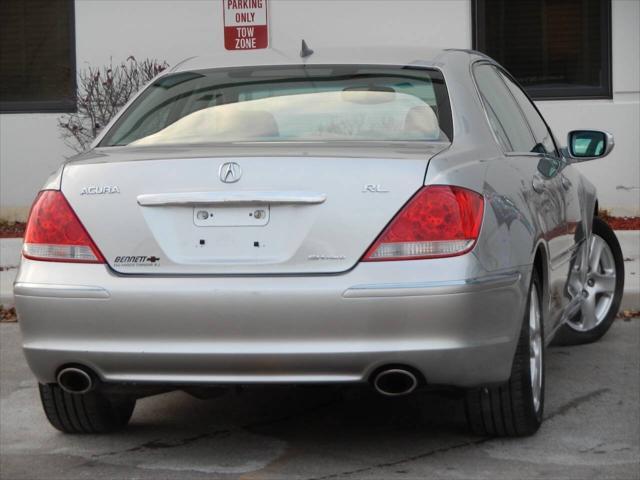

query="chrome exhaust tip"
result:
[373,369,418,397]
[56,367,94,394]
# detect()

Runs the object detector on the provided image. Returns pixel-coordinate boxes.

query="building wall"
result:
[537,0,640,216]
[0,0,637,220]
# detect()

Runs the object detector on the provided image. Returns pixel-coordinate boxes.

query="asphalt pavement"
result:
[1,320,638,480]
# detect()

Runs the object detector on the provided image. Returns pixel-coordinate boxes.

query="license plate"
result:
[193,205,270,227]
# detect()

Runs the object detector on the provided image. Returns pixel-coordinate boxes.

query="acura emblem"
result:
[219,162,242,183]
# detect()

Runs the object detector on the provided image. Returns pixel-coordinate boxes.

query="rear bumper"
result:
[14,256,530,388]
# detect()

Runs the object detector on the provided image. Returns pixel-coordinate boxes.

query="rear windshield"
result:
[100,64,453,147]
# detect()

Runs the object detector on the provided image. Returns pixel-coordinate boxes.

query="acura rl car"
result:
[14,47,624,437]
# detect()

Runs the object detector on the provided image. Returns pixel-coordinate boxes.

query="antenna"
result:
[300,39,314,58]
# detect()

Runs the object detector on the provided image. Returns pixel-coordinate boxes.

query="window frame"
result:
[493,65,561,158]
[471,0,612,101]
[472,60,539,156]
[0,0,77,113]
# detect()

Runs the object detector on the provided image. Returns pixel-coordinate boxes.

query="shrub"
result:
[58,56,168,152]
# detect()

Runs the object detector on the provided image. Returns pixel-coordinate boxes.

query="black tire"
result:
[465,270,544,437]
[39,383,135,434]
[553,217,624,346]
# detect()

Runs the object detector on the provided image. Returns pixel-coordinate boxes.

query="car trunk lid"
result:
[61,142,448,274]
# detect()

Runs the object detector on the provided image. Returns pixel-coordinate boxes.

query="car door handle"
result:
[532,175,547,194]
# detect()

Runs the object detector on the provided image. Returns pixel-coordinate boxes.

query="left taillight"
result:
[22,190,105,263]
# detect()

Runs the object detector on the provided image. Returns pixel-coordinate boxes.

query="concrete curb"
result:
[617,231,640,311]
[1,232,639,311]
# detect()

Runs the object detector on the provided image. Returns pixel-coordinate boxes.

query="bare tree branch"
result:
[58,57,168,153]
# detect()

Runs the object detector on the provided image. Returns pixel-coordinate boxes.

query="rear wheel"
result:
[39,383,135,434]
[465,269,544,437]
[554,217,624,346]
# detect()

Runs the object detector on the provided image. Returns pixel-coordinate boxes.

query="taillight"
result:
[363,185,484,261]
[23,190,105,263]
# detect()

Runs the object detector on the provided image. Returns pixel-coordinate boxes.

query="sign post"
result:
[223,0,269,50]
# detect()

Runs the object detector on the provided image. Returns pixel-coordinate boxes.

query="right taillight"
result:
[362,185,484,261]
[22,190,105,263]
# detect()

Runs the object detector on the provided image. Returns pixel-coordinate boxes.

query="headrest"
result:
[403,105,440,140]
[217,110,279,138]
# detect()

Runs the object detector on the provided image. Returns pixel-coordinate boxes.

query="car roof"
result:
[170,46,488,73]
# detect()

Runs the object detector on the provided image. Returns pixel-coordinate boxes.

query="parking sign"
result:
[223,0,269,50]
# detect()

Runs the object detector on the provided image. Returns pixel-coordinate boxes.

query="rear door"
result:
[473,63,569,328]
[497,69,584,325]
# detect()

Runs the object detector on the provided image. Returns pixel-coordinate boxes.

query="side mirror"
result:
[566,130,614,162]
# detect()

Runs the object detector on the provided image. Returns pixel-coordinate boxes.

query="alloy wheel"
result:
[529,283,543,413]
[567,235,617,332]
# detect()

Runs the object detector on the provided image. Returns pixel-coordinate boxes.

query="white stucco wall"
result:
[0,0,637,220]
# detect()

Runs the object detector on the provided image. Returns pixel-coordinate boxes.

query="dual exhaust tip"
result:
[372,368,419,396]
[56,367,94,394]
[56,366,420,397]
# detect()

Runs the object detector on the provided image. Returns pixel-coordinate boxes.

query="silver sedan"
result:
[14,47,624,437]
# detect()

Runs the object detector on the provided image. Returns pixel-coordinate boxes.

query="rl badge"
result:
[223,0,268,50]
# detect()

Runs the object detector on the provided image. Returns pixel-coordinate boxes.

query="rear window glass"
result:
[100,65,453,146]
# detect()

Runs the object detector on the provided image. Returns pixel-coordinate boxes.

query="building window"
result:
[0,0,76,113]
[472,0,611,100]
